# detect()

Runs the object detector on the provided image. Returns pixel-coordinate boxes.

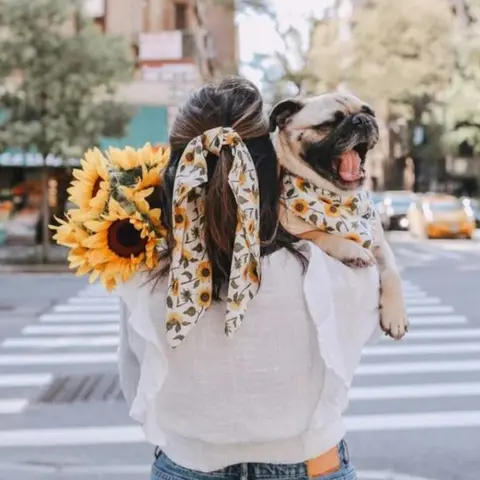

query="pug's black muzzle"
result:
[302,113,379,188]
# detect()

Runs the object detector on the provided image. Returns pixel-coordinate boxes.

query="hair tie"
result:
[166,126,261,347]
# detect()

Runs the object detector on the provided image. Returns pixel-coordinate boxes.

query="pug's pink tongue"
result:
[338,150,361,182]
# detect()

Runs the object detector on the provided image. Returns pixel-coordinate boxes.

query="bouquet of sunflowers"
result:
[51,144,170,291]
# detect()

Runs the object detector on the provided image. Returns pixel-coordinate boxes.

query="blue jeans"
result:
[151,440,356,480]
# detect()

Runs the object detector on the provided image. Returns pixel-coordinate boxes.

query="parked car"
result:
[377,191,416,230]
[408,193,475,239]
[461,197,480,228]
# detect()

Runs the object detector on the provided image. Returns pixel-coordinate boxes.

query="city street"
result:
[0,232,479,480]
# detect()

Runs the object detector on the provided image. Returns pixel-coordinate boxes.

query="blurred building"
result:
[85,0,238,141]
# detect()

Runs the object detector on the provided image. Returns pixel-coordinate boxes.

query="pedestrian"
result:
[117,77,381,480]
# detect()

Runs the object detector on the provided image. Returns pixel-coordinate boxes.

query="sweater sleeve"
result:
[117,297,141,409]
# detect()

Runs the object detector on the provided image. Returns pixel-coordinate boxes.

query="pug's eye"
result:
[312,111,345,130]
[312,120,337,130]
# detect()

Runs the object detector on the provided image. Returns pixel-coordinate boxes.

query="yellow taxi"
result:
[407,194,476,239]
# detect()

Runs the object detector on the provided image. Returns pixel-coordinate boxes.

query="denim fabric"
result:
[151,440,356,480]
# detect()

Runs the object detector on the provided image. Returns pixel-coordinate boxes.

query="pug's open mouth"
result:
[334,142,368,186]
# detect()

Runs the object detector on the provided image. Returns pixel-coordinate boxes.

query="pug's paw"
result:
[380,273,409,340]
[334,242,376,269]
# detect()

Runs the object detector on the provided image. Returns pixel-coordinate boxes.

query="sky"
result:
[237,0,335,87]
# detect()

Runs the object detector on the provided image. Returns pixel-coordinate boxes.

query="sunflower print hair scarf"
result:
[281,172,376,248]
[166,127,261,348]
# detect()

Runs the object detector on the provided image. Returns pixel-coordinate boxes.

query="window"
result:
[174,3,187,30]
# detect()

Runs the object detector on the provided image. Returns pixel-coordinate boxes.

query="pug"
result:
[269,93,409,340]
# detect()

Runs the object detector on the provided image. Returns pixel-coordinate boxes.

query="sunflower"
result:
[344,196,358,213]
[50,215,89,249]
[166,312,183,331]
[50,216,97,279]
[196,261,211,281]
[67,148,110,217]
[106,146,143,170]
[81,199,159,286]
[173,206,190,229]
[295,178,309,191]
[242,259,259,284]
[140,143,170,169]
[345,232,362,244]
[244,218,257,236]
[196,287,212,308]
[170,277,180,296]
[324,204,341,217]
[291,199,309,216]
[182,151,195,165]
[318,195,333,205]
[238,171,247,186]
[180,249,193,263]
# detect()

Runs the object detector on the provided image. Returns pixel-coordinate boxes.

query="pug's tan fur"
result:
[270,93,409,340]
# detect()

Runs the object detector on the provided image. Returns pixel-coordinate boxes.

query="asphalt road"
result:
[0,231,479,480]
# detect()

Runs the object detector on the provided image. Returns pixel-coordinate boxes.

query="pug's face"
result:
[269,93,379,191]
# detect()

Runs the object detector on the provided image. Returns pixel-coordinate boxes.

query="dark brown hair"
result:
[157,77,304,298]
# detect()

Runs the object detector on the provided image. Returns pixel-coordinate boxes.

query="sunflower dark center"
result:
[175,214,184,224]
[295,204,304,212]
[107,219,147,258]
[201,268,210,277]
[200,292,210,302]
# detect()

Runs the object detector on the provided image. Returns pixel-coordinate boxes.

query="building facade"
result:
[86,0,238,143]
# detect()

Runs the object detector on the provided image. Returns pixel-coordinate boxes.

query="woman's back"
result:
[119,242,380,471]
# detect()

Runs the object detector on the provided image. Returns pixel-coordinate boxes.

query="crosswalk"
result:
[0,278,479,450]
[347,279,480,432]
[387,231,480,269]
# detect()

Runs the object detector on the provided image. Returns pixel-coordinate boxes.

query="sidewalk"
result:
[0,244,70,273]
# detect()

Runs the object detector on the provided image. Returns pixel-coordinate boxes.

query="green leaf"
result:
[166,295,173,308]
[233,242,243,252]
[192,243,204,253]
[184,306,197,316]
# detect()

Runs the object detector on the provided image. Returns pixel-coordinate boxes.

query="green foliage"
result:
[347,0,454,106]
[444,0,480,152]
[0,0,134,159]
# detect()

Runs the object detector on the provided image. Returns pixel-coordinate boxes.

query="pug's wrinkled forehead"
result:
[269,93,375,133]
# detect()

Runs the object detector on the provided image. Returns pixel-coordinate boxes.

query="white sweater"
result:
[117,241,380,472]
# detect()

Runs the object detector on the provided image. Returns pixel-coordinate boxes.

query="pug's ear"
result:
[269,99,304,132]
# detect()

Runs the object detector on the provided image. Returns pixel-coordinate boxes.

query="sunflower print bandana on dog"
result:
[281,172,376,248]
[166,127,261,347]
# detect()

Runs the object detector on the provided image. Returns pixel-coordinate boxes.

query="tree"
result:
[444,0,480,154]
[0,0,134,262]
[245,8,320,104]
[307,0,457,189]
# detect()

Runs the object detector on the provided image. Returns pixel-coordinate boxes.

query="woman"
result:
[117,77,380,480]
